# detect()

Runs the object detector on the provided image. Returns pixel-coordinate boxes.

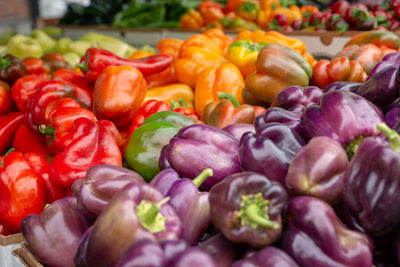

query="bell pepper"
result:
[336,44,385,74]
[203,29,234,57]
[23,57,49,75]
[227,39,267,78]
[385,105,400,129]
[342,123,400,236]
[245,43,312,103]
[284,197,373,266]
[170,99,199,120]
[301,90,384,157]
[271,85,323,112]
[12,123,50,158]
[325,81,362,93]
[0,81,11,115]
[73,165,145,219]
[11,74,47,112]
[301,5,319,15]
[157,38,183,60]
[368,51,400,78]
[0,112,24,155]
[93,65,146,128]
[162,124,242,190]
[286,136,349,204]
[0,151,47,233]
[202,92,256,129]
[195,62,244,117]
[269,5,302,25]
[6,34,42,59]
[345,30,400,50]
[150,168,212,245]
[232,246,299,267]
[125,111,198,182]
[180,9,204,30]
[199,1,225,26]
[21,196,91,267]
[53,68,93,93]
[40,53,71,74]
[144,83,194,109]
[80,47,173,82]
[0,54,27,83]
[128,50,155,60]
[311,57,367,89]
[145,66,178,89]
[223,123,255,141]
[209,171,287,247]
[232,17,261,31]
[240,122,305,186]
[50,117,122,188]
[80,183,182,267]
[237,1,260,22]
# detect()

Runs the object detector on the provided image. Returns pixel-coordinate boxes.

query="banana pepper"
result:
[144,83,194,108]
[245,43,312,103]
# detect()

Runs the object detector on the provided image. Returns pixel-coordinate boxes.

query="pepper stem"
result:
[0,56,10,70]
[245,204,280,228]
[377,122,400,154]
[170,100,180,110]
[39,124,55,136]
[344,136,364,159]
[218,92,240,108]
[192,168,213,188]
[136,197,170,234]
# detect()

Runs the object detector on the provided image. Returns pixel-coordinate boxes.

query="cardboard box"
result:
[0,233,25,267]
[13,243,43,267]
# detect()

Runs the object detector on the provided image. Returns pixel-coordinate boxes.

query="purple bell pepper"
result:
[385,106,400,128]
[282,196,373,267]
[209,172,287,247]
[150,168,212,245]
[324,81,361,93]
[286,136,349,204]
[301,90,383,157]
[115,239,216,267]
[162,124,241,190]
[223,123,255,141]
[368,52,400,78]
[21,196,92,267]
[342,123,400,236]
[271,85,323,112]
[232,246,299,267]
[72,165,145,218]
[81,183,182,267]
[240,122,305,186]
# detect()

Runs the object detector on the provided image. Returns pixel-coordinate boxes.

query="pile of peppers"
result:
[2,28,400,267]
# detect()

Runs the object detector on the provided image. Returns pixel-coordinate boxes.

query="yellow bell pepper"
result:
[144,84,194,108]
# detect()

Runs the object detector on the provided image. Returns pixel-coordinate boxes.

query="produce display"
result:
[2,27,400,266]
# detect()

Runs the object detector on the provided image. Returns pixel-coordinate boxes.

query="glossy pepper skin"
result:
[324,81,361,93]
[368,52,400,79]
[245,43,312,103]
[282,196,373,267]
[144,83,194,109]
[271,85,322,112]
[50,117,122,188]
[11,74,47,112]
[0,112,24,155]
[150,168,212,245]
[93,65,147,128]
[223,123,255,141]
[125,111,198,182]
[12,123,50,158]
[72,165,145,219]
[232,246,299,267]
[53,68,93,93]
[81,183,182,267]
[0,54,27,83]
[345,30,400,50]
[209,172,287,247]
[80,47,173,82]
[0,81,12,115]
[180,9,204,30]
[286,136,349,204]
[21,196,91,267]
[163,124,242,190]
[301,90,383,156]
[240,122,305,186]
[342,123,400,236]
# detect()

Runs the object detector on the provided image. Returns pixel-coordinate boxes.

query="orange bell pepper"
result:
[93,65,147,128]
[198,1,225,26]
[128,50,155,60]
[226,0,247,12]
[157,38,183,60]
[180,34,222,56]
[269,5,302,25]
[145,67,178,89]
[260,0,281,10]
[300,5,319,15]
[202,29,234,57]
[144,83,194,108]
[180,9,204,30]
[336,44,384,74]
[195,62,245,116]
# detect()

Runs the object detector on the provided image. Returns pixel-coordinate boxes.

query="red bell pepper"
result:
[0,223,12,236]
[23,57,50,75]
[80,47,173,82]
[40,53,70,74]
[170,99,200,120]
[0,151,47,233]
[0,81,12,116]
[0,112,24,155]
[50,117,122,188]
[53,69,93,93]
[11,74,48,112]
[12,123,50,158]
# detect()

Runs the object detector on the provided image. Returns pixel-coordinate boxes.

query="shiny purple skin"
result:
[385,106,400,128]
[21,197,91,267]
[171,247,216,267]
[115,239,167,267]
[342,136,400,236]
[165,124,241,190]
[209,172,287,247]
[357,66,400,109]
[301,90,383,146]
[271,85,323,112]
[159,145,171,170]
[255,107,304,139]
[285,136,349,204]
[223,123,255,141]
[324,81,361,94]
[239,122,305,186]
[72,165,145,218]
[282,196,373,267]
[83,183,182,267]
[393,233,400,265]
[74,226,92,267]
[368,52,400,79]
[232,246,299,267]
[198,233,244,267]
[150,168,210,245]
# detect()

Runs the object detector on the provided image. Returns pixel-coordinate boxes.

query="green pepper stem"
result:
[178,98,187,107]
[218,92,240,108]
[245,204,280,229]
[170,100,179,110]
[192,168,213,188]
[377,122,400,153]
[38,124,55,136]
[4,147,15,157]
[0,56,10,70]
